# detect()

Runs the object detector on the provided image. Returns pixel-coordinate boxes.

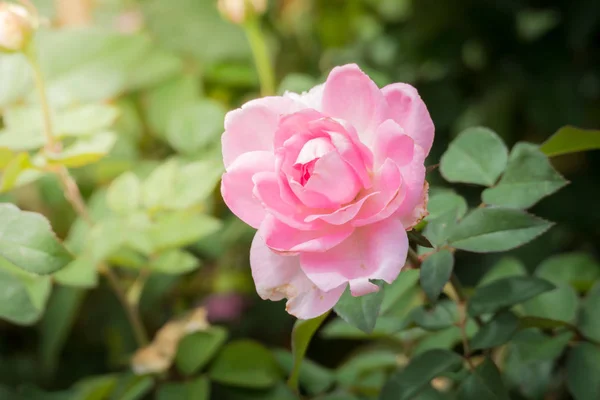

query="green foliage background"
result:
[0,0,599,399]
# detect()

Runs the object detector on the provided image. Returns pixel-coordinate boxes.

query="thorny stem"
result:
[243,15,276,96]
[26,47,149,348]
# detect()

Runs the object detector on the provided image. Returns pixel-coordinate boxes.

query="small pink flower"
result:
[221,64,434,319]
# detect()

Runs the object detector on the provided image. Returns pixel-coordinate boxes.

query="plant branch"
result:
[27,47,148,348]
[243,15,276,96]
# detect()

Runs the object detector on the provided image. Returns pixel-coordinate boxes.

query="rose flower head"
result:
[221,64,434,319]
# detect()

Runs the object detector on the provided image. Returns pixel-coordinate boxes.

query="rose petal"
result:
[300,218,409,294]
[250,232,345,319]
[284,84,325,110]
[382,83,435,156]
[395,144,427,219]
[400,181,429,229]
[260,214,354,253]
[372,119,415,168]
[304,191,378,225]
[321,64,388,145]
[221,151,275,228]
[304,151,362,205]
[352,159,404,226]
[222,96,302,168]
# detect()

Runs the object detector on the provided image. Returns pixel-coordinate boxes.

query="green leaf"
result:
[478,257,527,286]
[0,258,52,325]
[579,282,600,342]
[380,349,463,400]
[420,250,454,302]
[423,191,467,247]
[470,311,519,350]
[288,312,330,392]
[46,132,117,168]
[414,322,478,355]
[411,300,458,331]
[278,73,318,95]
[448,207,554,252]
[380,269,421,315]
[468,276,555,316]
[0,203,72,274]
[166,100,226,155]
[456,358,509,400]
[334,281,385,334]
[148,212,222,252]
[320,316,409,339]
[567,343,600,400]
[175,327,228,375]
[518,316,574,330]
[209,340,280,389]
[440,127,508,186]
[482,143,568,208]
[219,383,297,400]
[512,329,573,363]
[0,53,31,108]
[157,376,210,400]
[39,287,85,376]
[141,159,180,210]
[522,283,579,324]
[336,350,398,389]
[0,152,35,192]
[113,375,154,400]
[107,172,141,213]
[540,126,600,157]
[314,392,360,400]
[273,349,334,396]
[53,255,98,288]
[4,104,119,139]
[408,230,433,248]
[148,249,200,275]
[169,159,224,210]
[535,252,600,291]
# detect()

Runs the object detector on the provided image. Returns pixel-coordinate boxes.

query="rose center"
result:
[292,137,334,186]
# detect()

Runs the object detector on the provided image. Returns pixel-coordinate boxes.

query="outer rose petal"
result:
[372,119,415,168]
[382,83,435,156]
[260,214,354,253]
[300,218,409,295]
[395,144,426,219]
[284,84,324,110]
[321,64,388,145]
[400,181,429,229]
[221,151,274,228]
[250,232,345,319]
[222,96,302,168]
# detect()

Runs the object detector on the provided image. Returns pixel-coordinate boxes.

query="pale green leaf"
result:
[440,127,508,186]
[46,132,117,168]
[0,203,72,274]
[107,172,142,213]
[482,143,568,208]
[0,53,32,108]
[448,207,554,252]
[166,100,226,155]
[53,255,98,288]
[148,249,200,275]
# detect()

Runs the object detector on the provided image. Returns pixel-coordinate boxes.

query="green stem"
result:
[450,273,484,327]
[26,46,149,348]
[243,15,276,96]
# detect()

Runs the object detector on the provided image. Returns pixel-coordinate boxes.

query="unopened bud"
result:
[0,2,34,52]
[218,0,266,24]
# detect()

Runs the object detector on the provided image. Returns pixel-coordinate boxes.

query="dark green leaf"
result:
[579,282,600,342]
[423,191,467,247]
[518,316,575,330]
[209,340,280,388]
[478,257,527,286]
[522,283,579,324]
[336,350,398,389]
[440,127,508,186]
[288,312,330,392]
[218,383,297,400]
[157,376,209,400]
[380,349,463,400]
[470,311,518,350]
[456,359,508,400]
[0,203,73,274]
[334,281,385,334]
[411,300,458,331]
[511,329,573,363]
[40,286,85,376]
[567,343,600,400]
[540,126,600,157]
[482,143,568,208]
[273,349,334,396]
[175,327,228,375]
[468,276,555,316]
[380,269,420,315]
[420,250,454,302]
[448,208,554,253]
[535,252,600,291]
[408,230,433,248]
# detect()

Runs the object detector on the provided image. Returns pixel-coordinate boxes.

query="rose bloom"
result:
[221,64,434,319]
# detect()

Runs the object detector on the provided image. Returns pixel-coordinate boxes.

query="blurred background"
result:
[0,0,599,398]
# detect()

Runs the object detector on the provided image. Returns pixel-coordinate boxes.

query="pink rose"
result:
[221,64,434,319]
